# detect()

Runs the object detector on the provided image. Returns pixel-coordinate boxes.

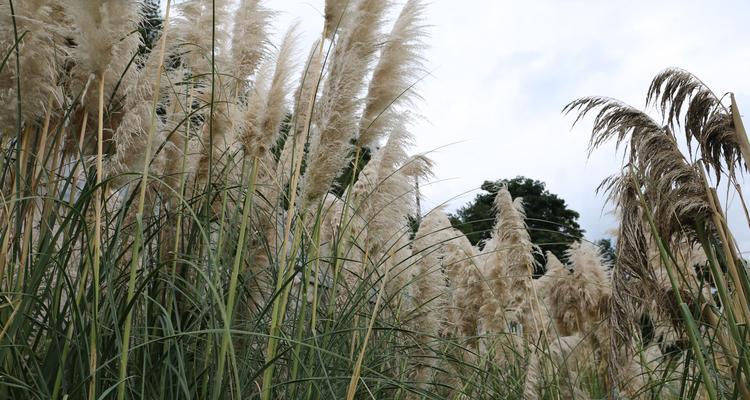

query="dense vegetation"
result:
[1,1,749,400]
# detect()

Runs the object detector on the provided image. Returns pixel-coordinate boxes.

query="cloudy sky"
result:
[168,1,750,248]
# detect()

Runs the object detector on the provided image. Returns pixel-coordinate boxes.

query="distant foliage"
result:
[596,237,616,265]
[450,176,584,264]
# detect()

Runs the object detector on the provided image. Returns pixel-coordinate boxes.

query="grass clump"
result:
[1,1,749,399]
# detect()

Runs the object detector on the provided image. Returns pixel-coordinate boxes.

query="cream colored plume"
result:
[546,241,611,337]
[0,0,66,134]
[230,0,272,88]
[350,126,419,313]
[67,0,143,113]
[316,194,367,303]
[355,128,415,254]
[106,29,188,188]
[195,99,242,185]
[324,0,349,40]
[400,154,435,180]
[410,207,452,387]
[275,40,324,200]
[241,26,299,160]
[301,0,391,207]
[534,252,567,300]
[358,0,427,148]
[478,186,538,338]
[173,0,231,76]
[443,230,481,341]
[532,252,568,333]
[160,92,192,195]
[411,208,452,334]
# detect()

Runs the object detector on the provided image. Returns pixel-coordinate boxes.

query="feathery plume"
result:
[566,96,713,357]
[356,127,415,254]
[634,129,710,242]
[242,26,299,160]
[68,0,143,113]
[546,242,611,336]
[496,190,538,332]
[173,0,231,76]
[160,91,191,195]
[444,230,481,341]
[400,154,434,179]
[564,97,710,239]
[301,0,391,207]
[534,251,567,300]
[411,209,451,326]
[347,125,420,315]
[532,251,567,333]
[563,96,665,156]
[409,208,452,386]
[357,0,427,148]
[479,186,538,338]
[324,0,349,40]
[608,174,653,355]
[108,32,179,189]
[316,194,367,301]
[0,0,66,134]
[523,335,590,400]
[275,40,324,199]
[647,67,741,178]
[230,0,272,88]
[195,100,241,184]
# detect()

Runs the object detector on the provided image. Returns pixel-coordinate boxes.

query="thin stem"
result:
[117,2,172,399]
[87,75,105,400]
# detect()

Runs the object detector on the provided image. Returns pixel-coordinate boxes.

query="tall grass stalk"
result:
[117,2,172,399]
[89,74,105,400]
[213,157,258,400]
[631,168,718,400]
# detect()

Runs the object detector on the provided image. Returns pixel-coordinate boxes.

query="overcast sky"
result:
[167,1,750,249]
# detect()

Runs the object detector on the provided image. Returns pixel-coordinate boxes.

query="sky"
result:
[166,1,750,249]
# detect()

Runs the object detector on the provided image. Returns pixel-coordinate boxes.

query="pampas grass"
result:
[2,0,750,399]
[357,0,427,148]
[567,70,750,399]
[230,0,271,89]
[301,0,389,206]
[0,0,64,134]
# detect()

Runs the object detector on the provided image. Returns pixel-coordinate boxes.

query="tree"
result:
[596,238,616,266]
[450,177,584,269]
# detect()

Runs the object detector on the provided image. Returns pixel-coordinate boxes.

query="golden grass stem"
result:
[706,187,750,324]
[87,75,105,400]
[733,182,750,230]
[702,306,750,400]
[731,94,750,171]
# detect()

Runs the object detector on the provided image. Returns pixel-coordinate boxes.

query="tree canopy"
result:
[450,177,585,266]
